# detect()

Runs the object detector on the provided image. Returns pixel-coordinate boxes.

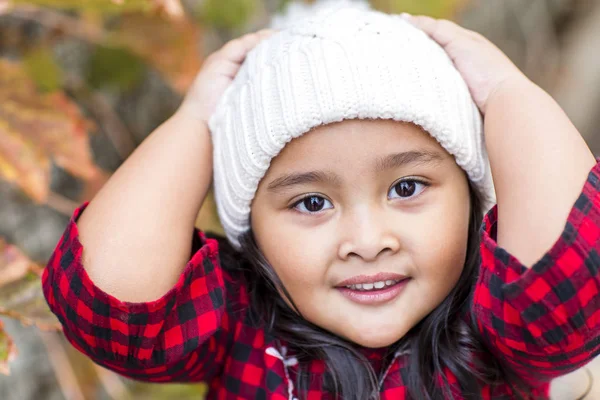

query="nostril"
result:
[347,247,393,261]
[378,247,394,256]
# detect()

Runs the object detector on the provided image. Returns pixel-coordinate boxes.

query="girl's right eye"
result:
[292,195,333,214]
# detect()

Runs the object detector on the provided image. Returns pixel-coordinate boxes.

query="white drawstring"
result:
[265,345,299,400]
[266,345,404,398]
[378,349,407,390]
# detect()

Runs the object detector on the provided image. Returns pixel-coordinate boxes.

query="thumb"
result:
[400,14,466,49]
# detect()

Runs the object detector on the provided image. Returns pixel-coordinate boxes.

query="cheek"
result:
[410,195,470,287]
[252,213,335,295]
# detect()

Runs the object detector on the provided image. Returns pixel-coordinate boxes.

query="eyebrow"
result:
[267,170,342,192]
[374,150,445,173]
[266,149,446,193]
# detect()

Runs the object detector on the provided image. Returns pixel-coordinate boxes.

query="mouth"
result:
[335,272,408,288]
[335,273,410,305]
[341,279,404,291]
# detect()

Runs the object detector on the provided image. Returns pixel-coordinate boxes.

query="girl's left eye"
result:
[388,179,429,200]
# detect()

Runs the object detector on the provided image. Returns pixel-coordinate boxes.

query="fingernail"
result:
[400,12,411,20]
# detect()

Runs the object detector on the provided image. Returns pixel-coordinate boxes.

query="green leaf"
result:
[23,47,63,93]
[201,0,257,31]
[371,0,466,19]
[87,45,145,90]
[12,0,152,14]
[129,382,208,399]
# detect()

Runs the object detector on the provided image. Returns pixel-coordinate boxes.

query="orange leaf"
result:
[80,166,111,201]
[0,120,49,202]
[0,238,60,331]
[0,320,17,376]
[0,59,97,203]
[152,0,184,19]
[112,13,203,93]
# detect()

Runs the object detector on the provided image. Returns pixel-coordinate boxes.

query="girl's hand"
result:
[401,14,528,114]
[177,29,276,127]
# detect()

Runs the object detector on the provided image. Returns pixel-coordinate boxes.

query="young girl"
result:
[42,1,600,399]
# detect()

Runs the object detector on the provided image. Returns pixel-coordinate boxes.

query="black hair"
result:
[214,178,528,399]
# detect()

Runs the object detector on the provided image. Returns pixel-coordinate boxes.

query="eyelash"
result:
[289,178,430,214]
[388,177,430,200]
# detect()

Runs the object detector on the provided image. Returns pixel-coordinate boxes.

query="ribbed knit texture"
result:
[208,0,496,248]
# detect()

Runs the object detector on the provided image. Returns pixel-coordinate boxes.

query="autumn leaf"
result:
[0,238,60,331]
[152,0,185,19]
[110,13,203,93]
[0,320,17,376]
[0,59,97,203]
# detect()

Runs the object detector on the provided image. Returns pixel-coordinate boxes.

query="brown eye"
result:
[293,195,333,213]
[388,179,428,200]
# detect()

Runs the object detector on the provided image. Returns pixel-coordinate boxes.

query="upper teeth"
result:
[346,280,399,291]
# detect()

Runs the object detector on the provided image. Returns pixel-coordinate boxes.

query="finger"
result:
[401,14,468,48]
[219,29,276,64]
[257,28,277,38]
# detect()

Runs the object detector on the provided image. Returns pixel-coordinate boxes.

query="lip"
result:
[335,272,408,287]
[336,278,410,305]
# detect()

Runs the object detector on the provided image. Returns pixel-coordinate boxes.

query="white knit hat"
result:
[208,0,496,249]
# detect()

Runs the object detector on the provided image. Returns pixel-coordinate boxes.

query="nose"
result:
[338,207,400,262]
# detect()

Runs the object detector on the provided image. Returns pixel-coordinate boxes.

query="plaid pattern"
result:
[42,158,600,399]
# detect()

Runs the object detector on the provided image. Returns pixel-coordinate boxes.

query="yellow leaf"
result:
[0,320,17,376]
[0,118,49,202]
[0,59,97,202]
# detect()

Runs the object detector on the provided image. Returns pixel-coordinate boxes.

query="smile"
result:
[344,279,401,291]
[337,278,410,305]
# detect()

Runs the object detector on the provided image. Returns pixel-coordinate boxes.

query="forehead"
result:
[266,119,451,173]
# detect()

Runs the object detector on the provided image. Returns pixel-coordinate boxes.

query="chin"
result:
[347,324,409,349]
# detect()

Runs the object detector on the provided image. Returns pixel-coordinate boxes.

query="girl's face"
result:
[251,119,471,348]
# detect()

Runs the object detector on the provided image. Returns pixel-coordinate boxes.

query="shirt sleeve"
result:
[41,202,249,383]
[472,157,600,385]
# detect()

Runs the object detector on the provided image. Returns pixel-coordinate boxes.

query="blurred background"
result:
[0,0,599,399]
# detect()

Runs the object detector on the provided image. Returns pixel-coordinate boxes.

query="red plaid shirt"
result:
[42,158,600,399]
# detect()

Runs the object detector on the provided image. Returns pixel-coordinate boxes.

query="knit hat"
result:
[208,0,496,249]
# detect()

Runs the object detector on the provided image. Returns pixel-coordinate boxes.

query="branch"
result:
[46,190,79,217]
[3,4,106,44]
[64,76,137,161]
[40,331,86,400]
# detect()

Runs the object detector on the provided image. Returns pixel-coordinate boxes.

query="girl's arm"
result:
[402,14,596,268]
[483,77,596,268]
[405,14,600,386]
[76,30,274,303]
[76,112,212,302]
[42,30,274,383]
